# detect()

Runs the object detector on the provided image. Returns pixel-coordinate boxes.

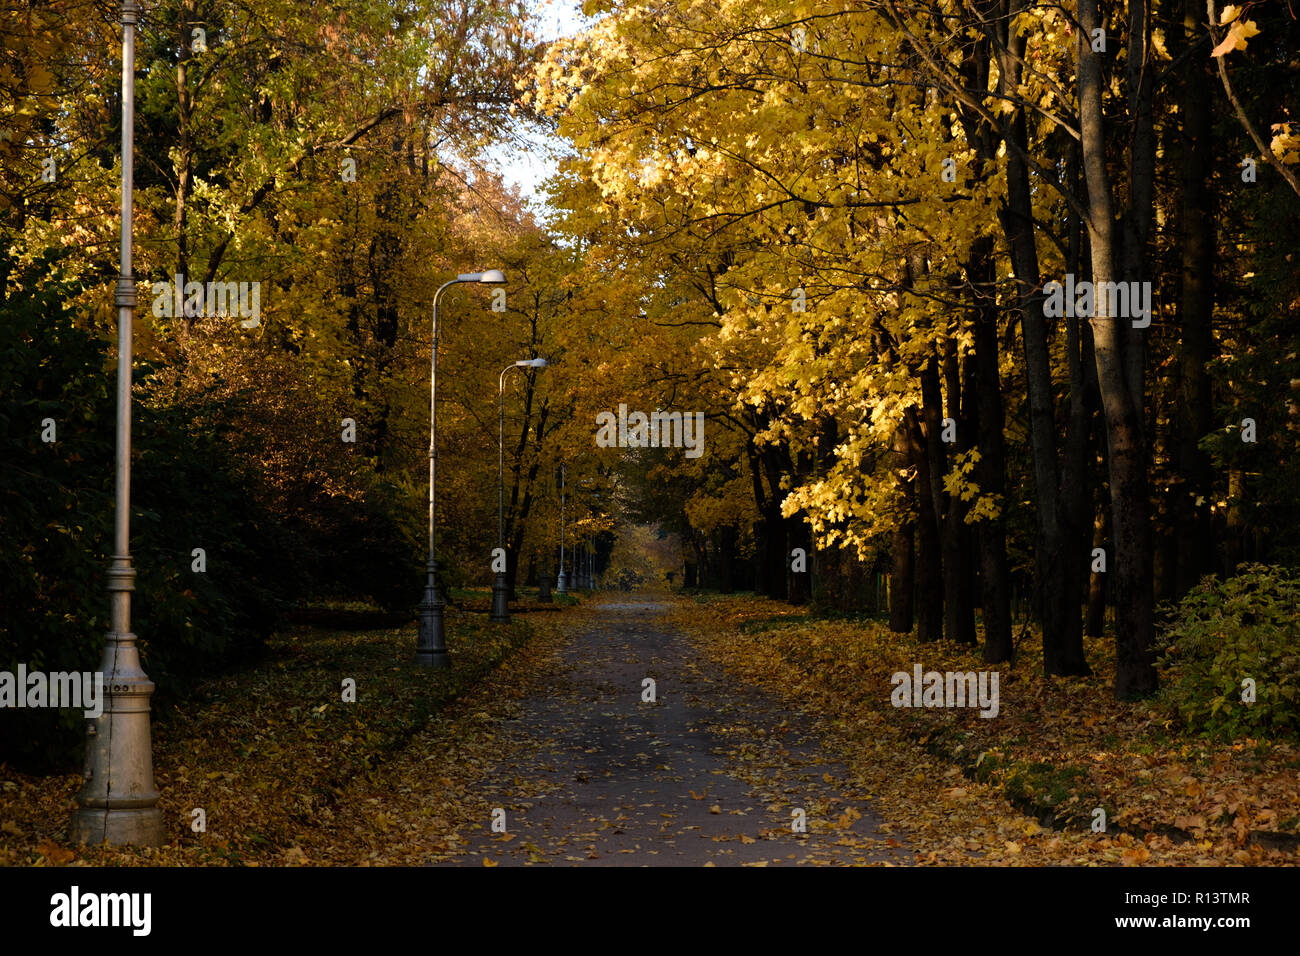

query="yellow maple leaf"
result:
[1211,19,1260,57]
[1270,125,1300,165]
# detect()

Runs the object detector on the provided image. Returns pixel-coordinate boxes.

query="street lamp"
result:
[556,464,567,595]
[69,0,164,847]
[493,357,547,623]
[416,269,507,668]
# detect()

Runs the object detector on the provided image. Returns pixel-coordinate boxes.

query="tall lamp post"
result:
[556,464,567,595]
[492,357,547,622]
[416,270,506,668]
[69,0,164,847]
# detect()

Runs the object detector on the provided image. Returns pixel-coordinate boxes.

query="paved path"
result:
[436,599,908,866]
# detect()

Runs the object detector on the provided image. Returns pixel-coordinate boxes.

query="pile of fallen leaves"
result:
[670,595,1300,866]
[0,604,558,867]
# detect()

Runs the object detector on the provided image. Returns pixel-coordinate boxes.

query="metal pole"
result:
[491,365,513,622]
[556,464,567,594]
[416,278,460,667]
[69,0,163,847]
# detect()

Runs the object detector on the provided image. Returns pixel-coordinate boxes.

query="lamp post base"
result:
[416,574,449,668]
[70,807,163,847]
[68,622,164,848]
[556,571,568,596]
[490,572,510,622]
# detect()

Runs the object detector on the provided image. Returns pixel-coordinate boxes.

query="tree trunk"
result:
[537,556,552,603]
[1078,0,1156,698]
[941,339,977,644]
[1174,0,1216,598]
[997,98,1088,675]
[890,424,916,633]
[174,3,194,334]
[1224,469,1245,574]
[717,527,736,594]
[787,449,815,605]
[907,407,943,643]
[1085,504,1108,636]
[968,234,1013,661]
[787,514,811,605]
[756,444,791,599]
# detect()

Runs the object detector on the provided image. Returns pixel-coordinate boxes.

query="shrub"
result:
[0,260,287,767]
[1154,564,1300,740]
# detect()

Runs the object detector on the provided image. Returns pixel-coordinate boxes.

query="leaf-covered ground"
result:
[0,603,542,866]
[671,595,1300,866]
[5,592,1297,866]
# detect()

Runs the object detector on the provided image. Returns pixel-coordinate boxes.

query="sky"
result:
[481,0,593,221]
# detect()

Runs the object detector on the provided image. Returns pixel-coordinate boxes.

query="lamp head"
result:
[516,358,548,368]
[458,269,507,284]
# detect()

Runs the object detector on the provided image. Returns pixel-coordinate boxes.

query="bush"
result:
[1154,564,1300,740]
[0,259,288,768]
[306,480,421,613]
